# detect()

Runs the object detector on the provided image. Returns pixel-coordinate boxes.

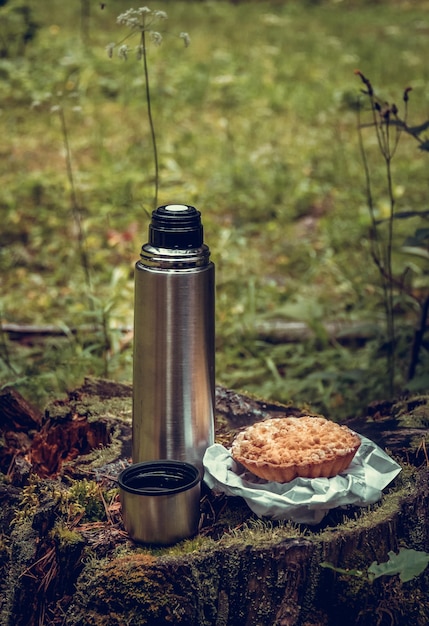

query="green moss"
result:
[44,403,72,422]
[68,553,196,625]
[12,476,40,524]
[393,395,429,429]
[0,517,39,626]
[148,534,217,558]
[0,533,11,577]
[72,396,132,424]
[64,479,109,522]
[73,425,124,469]
[51,522,84,552]
[12,474,65,526]
[219,517,305,549]
[12,474,114,532]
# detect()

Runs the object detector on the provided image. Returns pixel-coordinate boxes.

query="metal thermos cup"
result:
[118,461,201,545]
[132,204,215,471]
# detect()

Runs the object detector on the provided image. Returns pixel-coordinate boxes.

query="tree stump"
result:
[0,378,428,626]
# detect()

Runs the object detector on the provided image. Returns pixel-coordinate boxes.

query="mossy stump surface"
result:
[0,378,428,625]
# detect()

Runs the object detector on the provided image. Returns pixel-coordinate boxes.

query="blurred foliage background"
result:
[1,0,428,418]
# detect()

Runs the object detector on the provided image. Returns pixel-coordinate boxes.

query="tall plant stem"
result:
[384,156,396,394]
[58,107,92,291]
[357,101,396,394]
[141,29,159,210]
[369,95,398,395]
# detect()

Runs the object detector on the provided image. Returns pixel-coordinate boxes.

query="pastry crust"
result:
[231,416,361,483]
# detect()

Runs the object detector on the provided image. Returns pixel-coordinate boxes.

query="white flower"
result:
[106,42,115,58]
[118,44,129,60]
[117,8,148,27]
[136,44,144,60]
[117,9,133,25]
[153,10,167,20]
[150,31,163,46]
[179,32,191,48]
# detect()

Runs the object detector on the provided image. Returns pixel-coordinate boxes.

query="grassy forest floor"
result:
[1,0,428,419]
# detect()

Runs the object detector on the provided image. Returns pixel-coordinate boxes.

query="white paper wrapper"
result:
[203,435,402,524]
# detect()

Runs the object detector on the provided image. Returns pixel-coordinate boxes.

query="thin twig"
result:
[141,28,159,210]
[355,73,403,394]
[58,106,92,290]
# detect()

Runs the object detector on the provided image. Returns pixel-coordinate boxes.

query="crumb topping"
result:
[231,416,360,467]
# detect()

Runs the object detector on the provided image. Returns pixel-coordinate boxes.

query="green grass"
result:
[1,0,428,416]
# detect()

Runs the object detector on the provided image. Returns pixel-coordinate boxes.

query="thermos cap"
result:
[149,204,203,249]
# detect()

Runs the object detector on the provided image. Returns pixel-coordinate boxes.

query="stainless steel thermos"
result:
[132,204,215,471]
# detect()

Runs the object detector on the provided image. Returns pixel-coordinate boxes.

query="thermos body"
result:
[132,205,215,472]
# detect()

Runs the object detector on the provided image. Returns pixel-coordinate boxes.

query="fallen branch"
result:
[1,323,132,343]
[1,319,415,348]
[254,319,381,344]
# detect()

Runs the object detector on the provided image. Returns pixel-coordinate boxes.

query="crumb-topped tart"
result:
[231,416,361,483]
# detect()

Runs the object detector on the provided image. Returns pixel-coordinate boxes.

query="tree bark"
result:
[0,378,428,626]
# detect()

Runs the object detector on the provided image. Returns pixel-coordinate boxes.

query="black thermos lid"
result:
[149,204,204,249]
